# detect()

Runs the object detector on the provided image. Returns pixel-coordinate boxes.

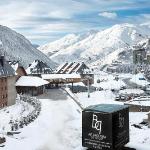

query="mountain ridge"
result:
[0,25,56,68]
[39,23,150,66]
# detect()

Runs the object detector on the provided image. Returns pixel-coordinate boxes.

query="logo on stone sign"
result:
[92,114,102,134]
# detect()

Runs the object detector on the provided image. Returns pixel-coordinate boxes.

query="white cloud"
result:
[0,0,149,44]
[98,11,117,19]
[34,22,85,33]
[48,10,72,19]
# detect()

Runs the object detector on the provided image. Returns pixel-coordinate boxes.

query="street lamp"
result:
[82,75,93,98]
[87,78,90,98]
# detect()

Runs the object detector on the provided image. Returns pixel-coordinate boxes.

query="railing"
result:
[9,95,41,131]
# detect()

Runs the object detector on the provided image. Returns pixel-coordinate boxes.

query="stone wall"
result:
[7,76,16,106]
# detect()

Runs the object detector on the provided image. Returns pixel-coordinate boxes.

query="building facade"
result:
[15,76,49,96]
[0,56,16,108]
[54,62,94,85]
[133,48,146,64]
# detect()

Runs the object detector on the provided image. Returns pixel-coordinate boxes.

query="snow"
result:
[0,25,56,68]
[15,76,49,87]
[1,89,82,150]
[42,74,81,80]
[11,63,18,72]
[118,73,133,79]
[93,74,126,90]
[76,90,122,108]
[0,86,150,149]
[127,112,150,150]
[75,90,150,149]
[0,97,34,133]
[26,60,38,74]
[54,62,67,73]
[130,73,150,87]
[125,100,150,106]
[39,24,150,65]
[119,89,144,95]
[38,34,81,55]
[67,82,85,87]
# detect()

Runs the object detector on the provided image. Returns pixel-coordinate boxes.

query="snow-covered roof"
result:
[26,60,52,74]
[42,74,81,80]
[55,62,90,74]
[130,73,150,87]
[125,100,150,106]
[55,62,68,73]
[119,89,144,95]
[16,76,49,87]
[26,60,38,74]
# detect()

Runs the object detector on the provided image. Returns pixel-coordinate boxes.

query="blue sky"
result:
[0,0,150,45]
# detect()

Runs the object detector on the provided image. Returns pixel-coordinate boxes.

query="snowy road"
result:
[3,89,82,150]
[2,89,150,150]
[123,78,139,89]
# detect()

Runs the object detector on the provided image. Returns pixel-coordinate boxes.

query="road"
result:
[4,89,82,150]
[123,78,142,89]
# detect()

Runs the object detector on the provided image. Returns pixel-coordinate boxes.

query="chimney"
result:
[0,56,5,67]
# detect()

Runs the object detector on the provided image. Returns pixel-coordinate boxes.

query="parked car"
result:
[120,95,126,101]
[120,86,127,90]
[115,96,120,101]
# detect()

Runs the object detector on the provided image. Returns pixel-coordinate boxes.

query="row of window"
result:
[0,86,7,91]
[0,78,7,83]
[0,94,7,99]
[0,102,7,108]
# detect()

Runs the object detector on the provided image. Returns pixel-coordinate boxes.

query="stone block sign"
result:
[82,104,129,150]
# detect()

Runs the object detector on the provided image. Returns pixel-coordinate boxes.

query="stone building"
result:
[16,76,49,96]
[133,48,146,64]
[0,56,16,108]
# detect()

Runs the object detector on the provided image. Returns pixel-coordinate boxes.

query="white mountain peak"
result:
[39,23,150,65]
[0,25,56,68]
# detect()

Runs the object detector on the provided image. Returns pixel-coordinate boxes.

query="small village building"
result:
[26,60,52,76]
[15,76,49,96]
[0,56,16,108]
[54,62,94,85]
[55,62,90,74]
[133,48,146,64]
[42,74,81,88]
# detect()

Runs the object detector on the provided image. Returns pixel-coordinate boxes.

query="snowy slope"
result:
[39,24,150,65]
[0,25,56,68]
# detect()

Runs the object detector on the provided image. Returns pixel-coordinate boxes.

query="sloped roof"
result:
[42,74,81,80]
[16,76,49,87]
[0,57,15,77]
[26,59,52,74]
[55,62,90,74]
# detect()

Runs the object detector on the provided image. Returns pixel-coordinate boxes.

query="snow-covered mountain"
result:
[0,25,56,68]
[39,23,150,66]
